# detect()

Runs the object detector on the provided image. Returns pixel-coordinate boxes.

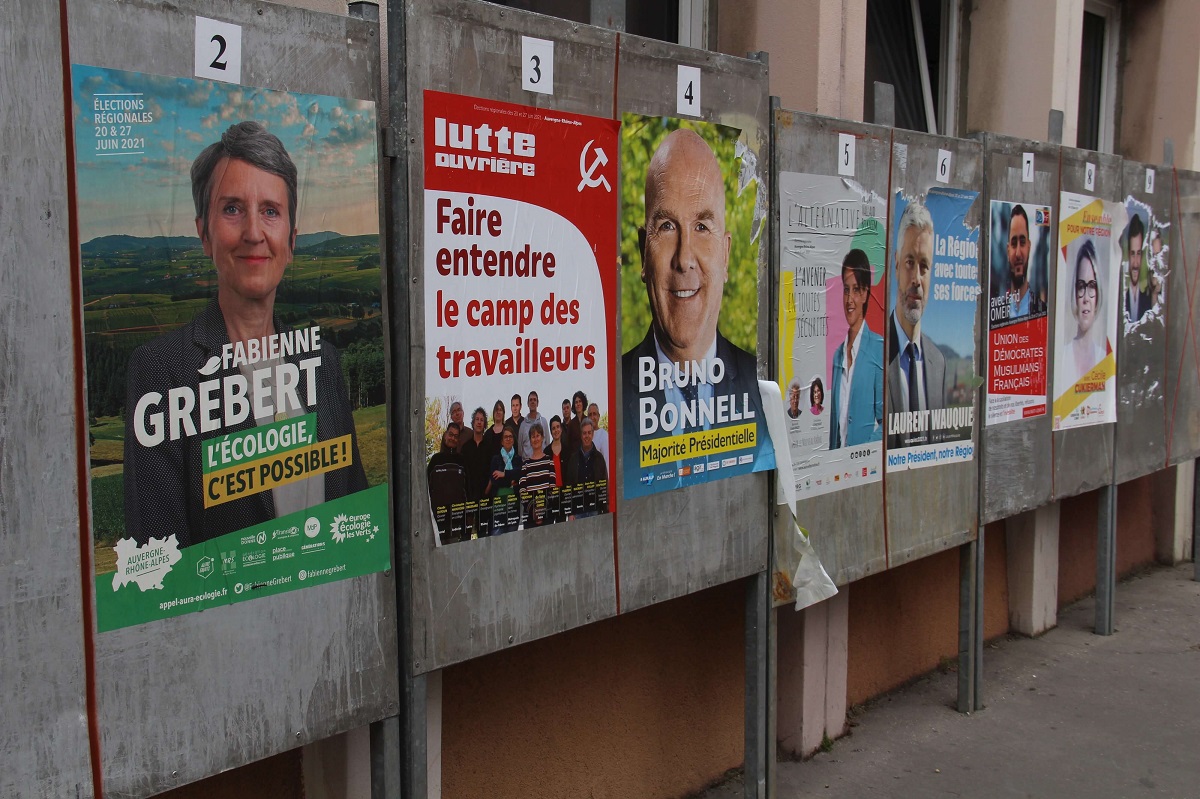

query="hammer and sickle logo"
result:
[577,139,611,193]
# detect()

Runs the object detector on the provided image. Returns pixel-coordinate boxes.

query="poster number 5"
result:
[838,133,855,177]
[677,65,701,117]
[195,17,242,84]
[935,149,951,183]
[522,37,554,95]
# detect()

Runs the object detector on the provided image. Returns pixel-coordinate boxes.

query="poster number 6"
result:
[935,149,951,183]
[837,133,855,177]
[522,37,554,95]
[195,17,242,84]
[677,65,701,117]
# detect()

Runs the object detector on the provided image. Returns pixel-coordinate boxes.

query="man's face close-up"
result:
[1129,233,1144,285]
[896,224,934,327]
[581,424,594,450]
[473,411,486,434]
[200,157,294,306]
[444,427,458,450]
[788,386,800,411]
[1008,213,1030,287]
[642,132,731,362]
[588,405,600,426]
[450,403,464,425]
[527,394,539,415]
[511,397,522,418]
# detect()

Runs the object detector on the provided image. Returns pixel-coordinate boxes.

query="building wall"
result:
[440,581,745,799]
[1120,0,1200,168]
[846,526,1009,708]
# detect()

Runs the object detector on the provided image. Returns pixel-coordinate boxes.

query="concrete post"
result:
[775,589,848,757]
[1005,503,1061,636]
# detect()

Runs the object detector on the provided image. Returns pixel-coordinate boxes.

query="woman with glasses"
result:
[1066,239,1107,387]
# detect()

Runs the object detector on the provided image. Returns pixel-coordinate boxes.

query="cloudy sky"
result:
[71,64,379,242]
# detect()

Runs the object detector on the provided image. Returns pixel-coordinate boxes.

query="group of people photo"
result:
[427,389,610,545]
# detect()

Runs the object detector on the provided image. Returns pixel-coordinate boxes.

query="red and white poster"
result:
[422,91,619,544]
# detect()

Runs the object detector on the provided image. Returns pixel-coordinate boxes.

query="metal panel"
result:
[772,111,890,595]
[1167,169,1200,464]
[66,1,399,795]
[975,133,1058,524]
[1051,149,1120,500]
[1114,159,1172,483]
[0,2,95,796]
[403,0,620,671]
[615,36,771,612]
[885,130,983,567]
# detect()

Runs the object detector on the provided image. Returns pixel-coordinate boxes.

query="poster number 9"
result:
[677,65,702,117]
[837,133,856,176]
[194,16,242,84]
[935,149,952,183]
[521,36,554,95]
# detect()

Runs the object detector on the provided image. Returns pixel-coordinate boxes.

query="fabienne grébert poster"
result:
[1052,191,1124,430]
[777,172,886,499]
[422,91,618,544]
[885,187,981,471]
[73,65,389,632]
[620,114,774,499]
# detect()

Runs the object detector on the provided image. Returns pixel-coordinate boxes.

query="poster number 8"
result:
[838,133,855,177]
[521,36,554,95]
[677,65,702,117]
[1085,162,1096,191]
[935,149,952,183]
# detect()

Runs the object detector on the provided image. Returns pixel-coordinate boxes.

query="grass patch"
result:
[354,404,388,487]
[90,470,125,548]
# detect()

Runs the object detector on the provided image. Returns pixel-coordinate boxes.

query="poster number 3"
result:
[677,66,701,117]
[195,17,242,84]
[522,36,554,95]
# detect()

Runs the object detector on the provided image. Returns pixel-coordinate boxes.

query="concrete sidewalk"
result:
[701,563,1200,799]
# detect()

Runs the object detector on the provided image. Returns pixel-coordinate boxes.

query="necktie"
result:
[681,381,699,407]
[907,342,921,412]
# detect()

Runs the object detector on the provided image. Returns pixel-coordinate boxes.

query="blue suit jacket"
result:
[828,324,884,449]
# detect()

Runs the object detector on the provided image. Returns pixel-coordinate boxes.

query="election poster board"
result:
[985,200,1052,425]
[1052,192,1124,430]
[885,187,981,471]
[777,171,886,498]
[73,65,390,632]
[422,90,618,543]
[620,113,774,498]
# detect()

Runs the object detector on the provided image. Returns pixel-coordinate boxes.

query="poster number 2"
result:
[521,36,554,95]
[837,133,855,177]
[677,65,701,117]
[194,16,242,84]
[935,149,951,183]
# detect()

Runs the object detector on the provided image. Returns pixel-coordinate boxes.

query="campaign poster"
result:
[777,172,886,498]
[985,200,1052,425]
[1121,197,1169,336]
[885,187,981,471]
[422,91,618,544]
[1052,192,1124,430]
[73,65,389,632]
[619,114,775,498]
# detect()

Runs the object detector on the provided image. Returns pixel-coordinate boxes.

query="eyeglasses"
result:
[1075,280,1098,298]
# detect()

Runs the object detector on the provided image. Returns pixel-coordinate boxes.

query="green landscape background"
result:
[85,232,387,574]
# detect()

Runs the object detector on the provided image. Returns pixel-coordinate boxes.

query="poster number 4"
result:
[195,17,242,84]
[677,65,701,117]
[935,149,951,183]
[838,133,855,177]
[522,36,554,95]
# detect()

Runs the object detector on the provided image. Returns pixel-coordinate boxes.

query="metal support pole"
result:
[745,571,769,799]
[1192,458,1199,582]
[1095,484,1117,635]
[956,539,977,712]
[370,717,402,799]
[973,525,985,709]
